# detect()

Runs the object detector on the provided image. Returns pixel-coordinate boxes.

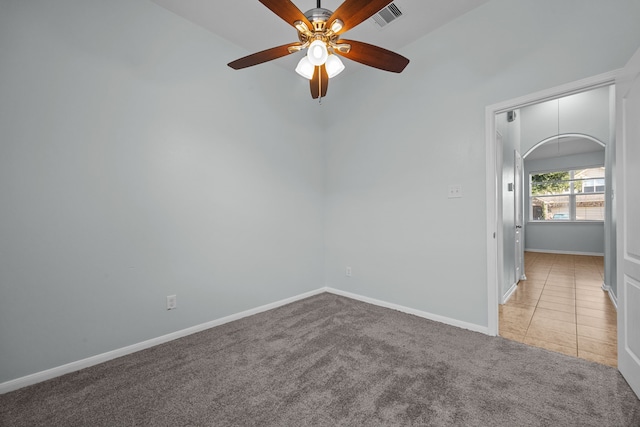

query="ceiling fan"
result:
[227,0,410,99]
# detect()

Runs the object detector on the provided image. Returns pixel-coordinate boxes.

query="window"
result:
[530,167,605,221]
[582,179,605,193]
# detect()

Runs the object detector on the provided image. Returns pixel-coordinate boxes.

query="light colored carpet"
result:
[1,293,639,426]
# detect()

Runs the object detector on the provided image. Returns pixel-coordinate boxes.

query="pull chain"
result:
[315,1,322,104]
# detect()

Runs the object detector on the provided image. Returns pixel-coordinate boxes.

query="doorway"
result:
[485,71,618,356]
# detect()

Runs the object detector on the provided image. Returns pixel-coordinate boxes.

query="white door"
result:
[616,46,640,398]
[514,150,524,282]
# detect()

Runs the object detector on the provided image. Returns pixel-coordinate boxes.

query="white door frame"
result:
[495,130,504,303]
[514,149,524,283]
[485,69,619,336]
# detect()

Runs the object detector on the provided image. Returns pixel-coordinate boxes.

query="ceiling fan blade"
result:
[259,0,312,29]
[310,65,329,99]
[335,39,409,73]
[328,0,391,34]
[228,43,301,70]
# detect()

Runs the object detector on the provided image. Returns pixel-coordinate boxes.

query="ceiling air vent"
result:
[371,3,403,28]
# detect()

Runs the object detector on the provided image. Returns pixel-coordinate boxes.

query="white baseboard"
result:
[601,283,618,309]
[325,287,489,335]
[501,282,518,304]
[0,288,325,395]
[2,287,492,394]
[524,248,604,257]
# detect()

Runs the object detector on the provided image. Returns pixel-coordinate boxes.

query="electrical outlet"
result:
[166,295,177,310]
[346,266,352,277]
[448,184,463,198]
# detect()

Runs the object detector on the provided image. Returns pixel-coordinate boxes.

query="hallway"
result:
[499,252,617,367]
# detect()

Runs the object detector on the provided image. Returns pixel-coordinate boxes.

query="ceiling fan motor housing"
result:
[299,7,343,46]
[304,7,333,25]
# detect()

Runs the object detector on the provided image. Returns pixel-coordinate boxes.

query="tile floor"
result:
[499,251,617,367]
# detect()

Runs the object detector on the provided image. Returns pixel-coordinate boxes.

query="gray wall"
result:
[525,222,604,254]
[322,0,640,327]
[0,0,325,383]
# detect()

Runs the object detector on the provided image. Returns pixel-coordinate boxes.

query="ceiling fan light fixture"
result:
[325,54,345,78]
[329,19,343,34]
[333,43,351,54]
[294,20,310,35]
[307,40,328,66]
[295,56,315,80]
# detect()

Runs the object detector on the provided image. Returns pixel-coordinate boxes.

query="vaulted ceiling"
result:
[150,0,489,76]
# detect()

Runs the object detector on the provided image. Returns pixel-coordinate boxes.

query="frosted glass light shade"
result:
[307,40,328,66]
[330,19,343,33]
[325,54,345,78]
[295,56,314,80]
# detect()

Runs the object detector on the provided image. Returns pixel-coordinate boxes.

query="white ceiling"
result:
[150,0,489,76]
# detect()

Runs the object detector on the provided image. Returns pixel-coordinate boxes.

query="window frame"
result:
[528,166,605,223]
